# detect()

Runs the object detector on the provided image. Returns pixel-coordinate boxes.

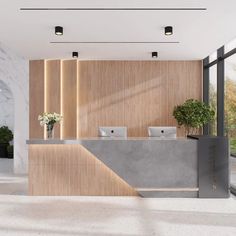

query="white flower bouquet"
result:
[38,112,62,126]
[38,112,62,139]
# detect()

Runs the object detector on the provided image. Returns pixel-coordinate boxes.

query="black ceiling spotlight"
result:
[55,26,63,36]
[72,51,79,58]
[152,52,158,58]
[165,26,173,36]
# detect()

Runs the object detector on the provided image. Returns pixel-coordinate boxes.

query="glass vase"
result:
[46,124,54,139]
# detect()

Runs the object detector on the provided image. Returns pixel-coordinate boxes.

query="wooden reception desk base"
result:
[29,144,138,196]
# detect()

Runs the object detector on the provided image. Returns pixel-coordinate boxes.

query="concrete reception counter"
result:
[27,138,199,197]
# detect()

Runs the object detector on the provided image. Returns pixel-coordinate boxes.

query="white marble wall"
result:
[0,43,29,174]
[0,80,14,131]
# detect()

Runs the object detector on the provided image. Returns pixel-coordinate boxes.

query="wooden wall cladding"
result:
[62,60,77,139]
[29,60,45,139]
[29,144,138,196]
[78,61,125,137]
[29,60,202,138]
[78,61,202,137]
[45,60,61,138]
[123,61,169,137]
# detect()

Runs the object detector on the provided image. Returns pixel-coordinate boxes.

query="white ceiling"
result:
[0,0,236,60]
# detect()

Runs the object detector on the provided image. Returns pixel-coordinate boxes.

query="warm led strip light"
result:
[76,60,79,139]
[44,60,47,139]
[135,188,199,192]
[60,60,64,139]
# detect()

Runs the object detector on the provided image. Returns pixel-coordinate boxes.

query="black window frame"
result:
[203,46,236,137]
[204,44,236,195]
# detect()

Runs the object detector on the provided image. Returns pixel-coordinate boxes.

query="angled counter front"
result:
[27,138,198,197]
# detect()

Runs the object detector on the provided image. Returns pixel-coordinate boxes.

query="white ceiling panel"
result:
[0,0,235,60]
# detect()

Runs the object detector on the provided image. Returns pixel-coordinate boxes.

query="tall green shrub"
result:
[173,99,215,135]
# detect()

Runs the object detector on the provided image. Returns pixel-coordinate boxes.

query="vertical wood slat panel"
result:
[30,60,202,138]
[62,60,77,139]
[124,61,169,136]
[167,61,187,137]
[88,61,125,137]
[78,61,125,137]
[78,61,90,137]
[77,61,202,137]
[124,61,146,136]
[45,60,61,138]
[29,145,137,196]
[29,60,45,138]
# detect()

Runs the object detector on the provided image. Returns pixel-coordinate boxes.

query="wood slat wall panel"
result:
[29,60,45,138]
[124,61,146,136]
[30,60,202,138]
[78,61,91,137]
[45,60,61,138]
[124,61,169,136]
[62,60,77,139]
[78,61,202,137]
[88,61,125,137]
[167,61,187,136]
[29,145,137,196]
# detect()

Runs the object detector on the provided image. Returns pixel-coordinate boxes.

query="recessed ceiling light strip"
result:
[50,41,180,44]
[20,7,207,11]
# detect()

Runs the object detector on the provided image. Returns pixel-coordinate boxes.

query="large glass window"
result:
[204,43,236,195]
[225,54,236,156]
[209,65,217,135]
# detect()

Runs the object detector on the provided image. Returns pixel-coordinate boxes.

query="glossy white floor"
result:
[0,159,27,195]
[0,159,236,236]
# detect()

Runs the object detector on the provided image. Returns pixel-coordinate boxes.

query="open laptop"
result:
[148,126,177,138]
[98,127,127,137]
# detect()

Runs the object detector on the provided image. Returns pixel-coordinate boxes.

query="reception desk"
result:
[27,138,199,197]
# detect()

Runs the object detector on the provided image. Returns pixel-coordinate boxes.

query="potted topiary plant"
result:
[173,99,215,136]
[0,126,13,158]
